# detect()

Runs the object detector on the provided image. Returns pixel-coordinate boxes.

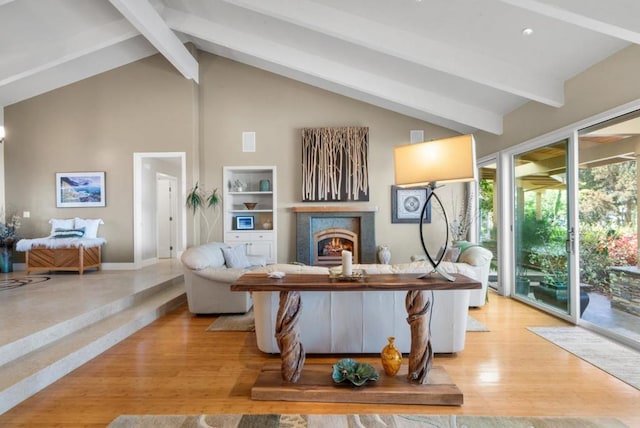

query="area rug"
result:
[206,312,489,333]
[466,315,490,332]
[108,413,628,427]
[529,326,640,391]
[206,309,255,331]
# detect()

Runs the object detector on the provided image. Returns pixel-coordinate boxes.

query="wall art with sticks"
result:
[301,127,369,202]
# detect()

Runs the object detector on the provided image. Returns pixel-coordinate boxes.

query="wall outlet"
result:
[23,211,30,218]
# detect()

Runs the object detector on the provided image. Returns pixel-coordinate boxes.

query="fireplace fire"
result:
[314,228,358,266]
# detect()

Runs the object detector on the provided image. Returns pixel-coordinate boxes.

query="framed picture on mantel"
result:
[391,185,431,223]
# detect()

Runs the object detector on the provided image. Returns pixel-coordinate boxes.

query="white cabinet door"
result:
[246,240,274,261]
[225,231,275,263]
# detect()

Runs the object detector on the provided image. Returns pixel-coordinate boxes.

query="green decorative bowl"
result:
[332,358,379,386]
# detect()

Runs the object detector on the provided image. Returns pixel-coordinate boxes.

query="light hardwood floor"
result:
[1,290,638,427]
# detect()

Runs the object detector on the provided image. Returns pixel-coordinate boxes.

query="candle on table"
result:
[342,250,353,277]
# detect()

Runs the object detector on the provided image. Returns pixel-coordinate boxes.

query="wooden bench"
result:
[25,245,101,275]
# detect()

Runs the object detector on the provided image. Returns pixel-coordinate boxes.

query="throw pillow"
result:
[222,244,252,269]
[49,218,74,235]
[443,246,461,262]
[453,240,474,253]
[458,246,493,266]
[74,218,103,238]
[51,227,85,238]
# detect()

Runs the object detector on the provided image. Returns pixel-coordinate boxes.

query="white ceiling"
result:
[1,0,638,135]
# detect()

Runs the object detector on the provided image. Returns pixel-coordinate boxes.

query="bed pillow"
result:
[49,218,74,235]
[222,244,252,269]
[51,227,85,238]
[74,218,103,238]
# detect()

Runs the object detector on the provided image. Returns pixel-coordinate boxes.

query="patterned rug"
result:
[529,326,640,391]
[108,413,627,427]
[207,311,489,332]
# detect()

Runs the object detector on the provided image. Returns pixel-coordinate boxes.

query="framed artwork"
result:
[391,185,431,223]
[236,216,255,230]
[56,172,106,208]
[301,127,369,202]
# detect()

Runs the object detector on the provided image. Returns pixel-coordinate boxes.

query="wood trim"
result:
[290,206,378,212]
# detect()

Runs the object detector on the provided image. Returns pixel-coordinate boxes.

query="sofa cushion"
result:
[222,244,252,268]
[458,246,492,266]
[181,242,227,270]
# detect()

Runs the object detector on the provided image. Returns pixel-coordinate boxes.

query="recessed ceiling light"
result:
[522,28,534,36]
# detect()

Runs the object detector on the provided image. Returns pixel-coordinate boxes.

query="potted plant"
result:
[186,182,220,242]
[0,210,21,273]
[529,245,590,315]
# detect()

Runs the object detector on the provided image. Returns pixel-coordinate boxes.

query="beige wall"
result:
[198,53,460,263]
[5,54,197,262]
[476,44,640,155]
[5,51,462,264]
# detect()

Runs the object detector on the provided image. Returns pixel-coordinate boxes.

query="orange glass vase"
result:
[381,336,402,376]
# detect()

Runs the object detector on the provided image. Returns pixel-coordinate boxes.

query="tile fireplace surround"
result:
[293,206,377,266]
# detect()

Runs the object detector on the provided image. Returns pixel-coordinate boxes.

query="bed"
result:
[16,218,106,275]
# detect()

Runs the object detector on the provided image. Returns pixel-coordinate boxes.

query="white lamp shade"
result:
[394,134,477,186]
[0,126,4,140]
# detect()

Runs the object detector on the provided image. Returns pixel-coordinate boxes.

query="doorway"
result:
[133,152,186,268]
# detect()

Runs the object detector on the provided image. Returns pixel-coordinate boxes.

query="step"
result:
[0,275,182,367]
[0,279,186,415]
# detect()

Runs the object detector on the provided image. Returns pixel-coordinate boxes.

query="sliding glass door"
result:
[513,139,578,316]
[577,111,640,344]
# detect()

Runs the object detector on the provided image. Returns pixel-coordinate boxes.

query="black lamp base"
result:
[418,187,456,282]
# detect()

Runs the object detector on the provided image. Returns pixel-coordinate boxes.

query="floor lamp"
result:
[394,134,477,281]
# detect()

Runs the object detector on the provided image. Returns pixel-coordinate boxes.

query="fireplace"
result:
[294,207,376,266]
[314,228,358,266]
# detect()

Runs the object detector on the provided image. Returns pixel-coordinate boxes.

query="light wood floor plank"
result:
[0,291,638,427]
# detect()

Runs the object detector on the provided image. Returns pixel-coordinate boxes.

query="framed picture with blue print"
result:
[391,185,431,223]
[56,172,106,208]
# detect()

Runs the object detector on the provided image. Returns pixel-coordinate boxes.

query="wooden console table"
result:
[231,272,481,405]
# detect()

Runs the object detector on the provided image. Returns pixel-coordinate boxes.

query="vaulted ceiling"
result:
[1,0,638,135]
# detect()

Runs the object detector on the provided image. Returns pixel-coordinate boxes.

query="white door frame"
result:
[133,152,186,269]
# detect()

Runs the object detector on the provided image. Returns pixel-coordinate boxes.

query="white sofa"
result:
[412,244,493,307]
[251,256,490,355]
[180,242,266,314]
[181,242,492,354]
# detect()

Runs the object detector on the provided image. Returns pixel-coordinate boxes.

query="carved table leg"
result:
[405,289,433,384]
[275,290,305,383]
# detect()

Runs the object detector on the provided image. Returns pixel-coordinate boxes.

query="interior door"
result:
[157,175,177,259]
[513,138,577,317]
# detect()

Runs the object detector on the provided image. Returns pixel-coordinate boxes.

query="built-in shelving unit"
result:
[223,166,277,263]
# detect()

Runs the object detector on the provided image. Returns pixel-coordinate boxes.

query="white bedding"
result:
[16,237,107,252]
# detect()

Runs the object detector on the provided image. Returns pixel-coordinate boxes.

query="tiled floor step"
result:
[0,280,186,415]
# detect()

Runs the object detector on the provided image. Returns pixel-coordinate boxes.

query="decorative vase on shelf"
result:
[377,245,391,264]
[381,336,402,376]
[259,179,271,192]
[262,219,273,230]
